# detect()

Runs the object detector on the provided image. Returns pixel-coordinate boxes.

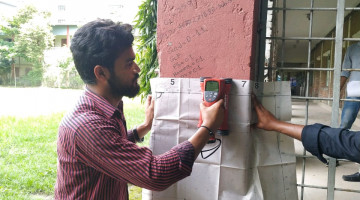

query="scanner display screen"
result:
[205,81,219,92]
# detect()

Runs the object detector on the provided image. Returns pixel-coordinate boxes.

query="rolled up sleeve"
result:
[302,123,360,164]
[302,123,328,163]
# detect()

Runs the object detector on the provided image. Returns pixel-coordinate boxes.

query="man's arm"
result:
[252,94,304,140]
[252,94,360,164]
[340,76,348,91]
[134,95,225,156]
[189,99,224,158]
[136,93,224,158]
[75,97,224,191]
[136,95,154,139]
[340,47,351,91]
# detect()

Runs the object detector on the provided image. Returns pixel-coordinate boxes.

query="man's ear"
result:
[94,65,109,81]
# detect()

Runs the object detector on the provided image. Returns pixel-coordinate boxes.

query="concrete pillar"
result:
[157,0,260,80]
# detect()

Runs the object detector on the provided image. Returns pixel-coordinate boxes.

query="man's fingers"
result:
[200,99,224,112]
[146,95,154,108]
[150,96,155,107]
[215,99,224,109]
[251,94,260,111]
[199,102,204,111]
[146,95,152,104]
[252,93,265,113]
[251,93,258,107]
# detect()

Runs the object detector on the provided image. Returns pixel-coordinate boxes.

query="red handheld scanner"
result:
[198,77,232,143]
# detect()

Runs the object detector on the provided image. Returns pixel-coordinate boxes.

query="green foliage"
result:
[0,5,38,37]
[43,47,84,89]
[14,15,54,65]
[23,67,43,86]
[0,5,54,86]
[13,8,54,75]
[134,0,159,102]
[0,41,15,83]
[129,184,142,200]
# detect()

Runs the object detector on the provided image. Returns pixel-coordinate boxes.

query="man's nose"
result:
[134,63,141,73]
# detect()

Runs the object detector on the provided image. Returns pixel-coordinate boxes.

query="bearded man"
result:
[54,19,224,200]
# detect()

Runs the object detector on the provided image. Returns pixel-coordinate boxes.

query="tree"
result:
[134,0,158,101]
[43,47,83,89]
[0,5,54,86]
[0,40,14,84]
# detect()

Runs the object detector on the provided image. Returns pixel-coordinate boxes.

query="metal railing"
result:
[258,0,360,199]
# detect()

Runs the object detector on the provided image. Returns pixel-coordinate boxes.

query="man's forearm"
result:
[136,123,152,139]
[253,93,305,141]
[272,120,304,141]
[188,127,211,158]
[340,76,348,91]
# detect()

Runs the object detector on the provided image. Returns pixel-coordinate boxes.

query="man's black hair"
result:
[70,19,134,84]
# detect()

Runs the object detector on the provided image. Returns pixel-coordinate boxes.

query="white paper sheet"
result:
[143,78,297,200]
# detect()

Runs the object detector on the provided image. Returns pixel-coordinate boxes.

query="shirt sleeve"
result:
[127,129,136,143]
[302,123,360,164]
[75,119,195,191]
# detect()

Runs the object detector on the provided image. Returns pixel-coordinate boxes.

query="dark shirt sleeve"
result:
[302,123,360,164]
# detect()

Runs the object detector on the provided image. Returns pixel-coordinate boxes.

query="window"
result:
[58,5,66,11]
[61,39,67,47]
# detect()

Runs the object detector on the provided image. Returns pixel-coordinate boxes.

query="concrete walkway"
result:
[291,100,360,200]
[0,87,139,117]
[0,87,83,117]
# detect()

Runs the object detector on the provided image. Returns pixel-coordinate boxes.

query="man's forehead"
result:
[118,47,135,61]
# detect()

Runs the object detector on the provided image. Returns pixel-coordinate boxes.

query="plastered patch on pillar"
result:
[143,78,297,200]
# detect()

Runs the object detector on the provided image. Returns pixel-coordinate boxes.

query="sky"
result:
[3,0,143,24]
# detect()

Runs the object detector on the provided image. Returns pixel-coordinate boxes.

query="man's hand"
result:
[137,95,155,139]
[144,95,155,128]
[252,94,279,131]
[200,99,225,133]
[252,93,303,140]
[188,99,225,157]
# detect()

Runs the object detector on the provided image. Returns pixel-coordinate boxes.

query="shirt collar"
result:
[84,87,123,119]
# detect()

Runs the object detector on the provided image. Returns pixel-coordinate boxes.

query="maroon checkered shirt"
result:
[55,88,195,199]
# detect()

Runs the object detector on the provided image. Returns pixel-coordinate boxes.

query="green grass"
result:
[0,114,61,200]
[0,99,147,200]
[123,99,150,147]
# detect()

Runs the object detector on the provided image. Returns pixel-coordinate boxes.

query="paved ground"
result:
[0,87,83,117]
[291,100,360,200]
[0,87,139,117]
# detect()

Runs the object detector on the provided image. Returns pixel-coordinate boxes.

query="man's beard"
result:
[108,73,140,98]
